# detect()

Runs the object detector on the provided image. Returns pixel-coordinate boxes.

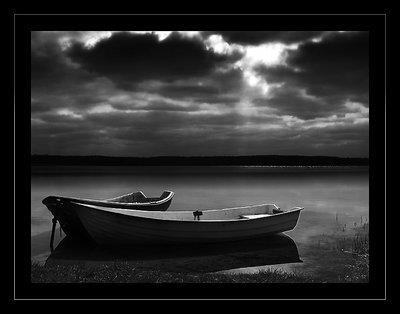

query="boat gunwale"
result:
[44,190,175,207]
[72,201,304,223]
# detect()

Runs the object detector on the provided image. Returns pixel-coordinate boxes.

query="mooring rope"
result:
[50,217,57,252]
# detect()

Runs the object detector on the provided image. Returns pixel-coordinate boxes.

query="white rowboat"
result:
[73,202,304,245]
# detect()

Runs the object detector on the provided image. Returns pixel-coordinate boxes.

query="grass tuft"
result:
[31,261,315,283]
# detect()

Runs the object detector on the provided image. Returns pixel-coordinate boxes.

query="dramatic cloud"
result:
[31,31,369,157]
[67,32,237,88]
[257,31,369,106]
[202,31,327,45]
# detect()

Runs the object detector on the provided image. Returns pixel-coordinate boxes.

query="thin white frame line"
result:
[13,13,16,302]
[18,14,385,300]
[384,13,387,301]
[15,13,387,16]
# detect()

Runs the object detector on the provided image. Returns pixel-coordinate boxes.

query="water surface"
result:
[31,166,369,281]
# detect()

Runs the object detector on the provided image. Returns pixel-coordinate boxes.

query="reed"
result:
[331,213,369,253]
[335,223,369,253]
[310,216,369,282]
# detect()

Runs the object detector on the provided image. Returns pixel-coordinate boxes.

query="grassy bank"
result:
[31,261,315,283]
[31,253,368,283]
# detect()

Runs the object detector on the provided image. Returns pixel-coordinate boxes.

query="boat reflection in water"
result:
[45,233,302,273]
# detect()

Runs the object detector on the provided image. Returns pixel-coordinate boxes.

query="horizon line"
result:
[31,154,369,159]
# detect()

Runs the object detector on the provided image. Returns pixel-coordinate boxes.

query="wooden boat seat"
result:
[239,214,272,219]
[106,191,147,203]
[106,191,173,203]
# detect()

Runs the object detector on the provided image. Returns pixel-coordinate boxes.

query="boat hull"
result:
[75,204,303,245]
[42,191,174,211]
[42,192,174,240]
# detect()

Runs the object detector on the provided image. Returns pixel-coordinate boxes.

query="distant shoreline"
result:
[31,155,369,167]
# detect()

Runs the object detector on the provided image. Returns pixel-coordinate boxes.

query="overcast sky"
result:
[31,31,369,157]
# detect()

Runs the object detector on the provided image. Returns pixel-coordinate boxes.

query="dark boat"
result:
[42,190,174,244]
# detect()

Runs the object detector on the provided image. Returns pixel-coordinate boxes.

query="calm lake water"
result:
[31,166,369,281]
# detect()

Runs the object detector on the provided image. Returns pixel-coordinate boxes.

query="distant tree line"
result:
[31,155,369,166]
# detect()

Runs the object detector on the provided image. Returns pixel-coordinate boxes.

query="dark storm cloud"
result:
[258,31,369,104]
[31,31,369,158]
[254,87,367,121]
[31,108,243,156]
[288,31,368,99]
[31,33,63,81]
[303,123,369,156]
[32,122,89,138]
[156,75,243,104]
[31,100,53,114]
[84,110,245,130]
[253,87,331,120]
[156,84,221,100]
[251,31,369,120]
[137,67,244,104]
[31,106,368,157]
[203,31,326,45]
[209,68,245,92]
[110,100,198,112]
[157,84,241,105]
[193,95,240,105]
[33,111,81,124]
[31,31,96,93]
[67,32,235,87]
